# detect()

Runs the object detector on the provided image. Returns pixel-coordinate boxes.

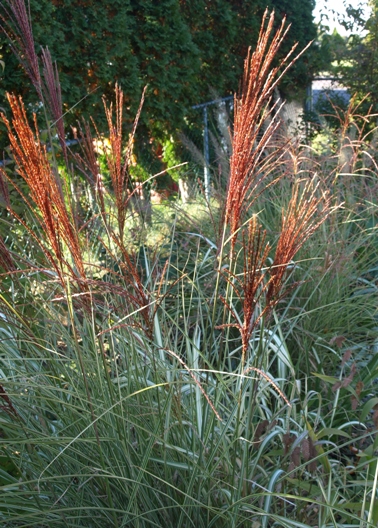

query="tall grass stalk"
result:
[0,2,377,526]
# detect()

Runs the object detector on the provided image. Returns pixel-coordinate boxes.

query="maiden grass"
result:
[0,6,377,527]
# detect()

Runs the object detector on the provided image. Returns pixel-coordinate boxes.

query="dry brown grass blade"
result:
[243,366,291,407]
[2,93,86,282]
[163,348,222,422]
[225,10,312,248]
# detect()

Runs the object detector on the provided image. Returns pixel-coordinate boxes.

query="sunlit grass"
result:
[0,4,377,527]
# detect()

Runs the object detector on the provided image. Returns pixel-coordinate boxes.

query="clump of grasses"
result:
[0,2,377,527]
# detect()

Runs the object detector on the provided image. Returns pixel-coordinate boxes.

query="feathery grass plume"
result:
[266,178,333,306]
[225,10,311,248]
[2,93,86,283]
[0,0,41,97]
[41,46,67,162]
[84,85,152,334]
[75,86,152,335]
[219,216,272,365]
[102,84,146,240]
[1,2,68,163]
[239,217,271,361]
[218,217,291,406]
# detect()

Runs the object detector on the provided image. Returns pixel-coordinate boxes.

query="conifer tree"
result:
[0,0,319,148]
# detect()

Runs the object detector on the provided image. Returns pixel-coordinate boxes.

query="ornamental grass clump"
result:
[216,11,332,381]
[0,2,377,527]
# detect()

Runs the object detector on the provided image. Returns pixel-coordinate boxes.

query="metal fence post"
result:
[203,106,210,200]
[192,95,233,201]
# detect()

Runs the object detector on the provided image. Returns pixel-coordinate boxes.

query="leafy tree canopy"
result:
[0,0,318,152]
[319,1,378,112]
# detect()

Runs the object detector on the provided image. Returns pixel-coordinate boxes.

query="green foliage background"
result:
[0,0,318,148]
[318,0,378,114]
